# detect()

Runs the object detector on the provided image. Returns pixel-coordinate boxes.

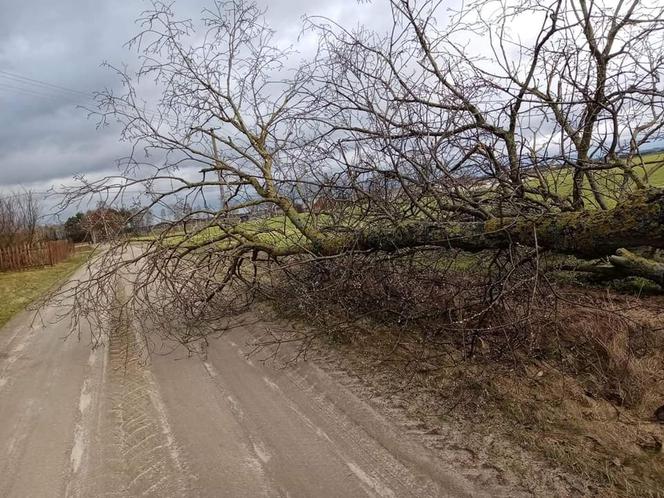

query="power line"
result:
[0,83,177,126]
[0,69,163,116]
[0,70,91,97]
[0,82,74,101]
[0,71,95,106]
[0,69,200,130]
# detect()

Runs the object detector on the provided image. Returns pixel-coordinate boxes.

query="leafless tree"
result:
[308,0,664,208]
[56,0,664,350]
[0,190,40,247]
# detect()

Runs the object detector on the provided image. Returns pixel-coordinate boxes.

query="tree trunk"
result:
[607,249,664,286]
[342,188,664,258]
[254,188,663,260]
[564,249,664,286]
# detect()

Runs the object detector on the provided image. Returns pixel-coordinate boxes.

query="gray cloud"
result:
[0,0,389,193]
[0,0,144,189]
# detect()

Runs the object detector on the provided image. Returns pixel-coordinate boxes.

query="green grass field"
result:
[530,152,664,208]
[0,250,92,328]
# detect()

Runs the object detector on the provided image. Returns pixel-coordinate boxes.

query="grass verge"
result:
[0,250,92,328]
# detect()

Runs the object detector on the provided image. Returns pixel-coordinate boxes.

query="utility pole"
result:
[209,129,227,214]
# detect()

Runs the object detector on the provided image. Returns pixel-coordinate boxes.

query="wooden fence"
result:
[0,240,74,272]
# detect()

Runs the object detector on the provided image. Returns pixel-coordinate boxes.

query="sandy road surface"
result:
[0,275,488,497]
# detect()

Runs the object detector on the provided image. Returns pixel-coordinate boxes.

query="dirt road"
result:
[0,279,489,497]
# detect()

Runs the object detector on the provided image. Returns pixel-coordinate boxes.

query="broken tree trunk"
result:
[608,250,664,286]
[252,188,664,258]
[320,188,663,258]
[242,188,664,285]
[568,249,664,287]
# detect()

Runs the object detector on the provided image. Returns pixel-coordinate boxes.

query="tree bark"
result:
[565,249,664,287]
[251,189,664,262]
[608,250,664,286]
[342,188,664,258]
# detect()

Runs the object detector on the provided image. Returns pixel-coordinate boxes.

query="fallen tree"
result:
[341,188,664,258]
[46,5,664,493]
[54,0,664,347]
[225,188,664,285]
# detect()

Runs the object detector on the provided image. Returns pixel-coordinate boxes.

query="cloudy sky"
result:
[0,0,390,200]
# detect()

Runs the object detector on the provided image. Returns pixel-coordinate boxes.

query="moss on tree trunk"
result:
[342,188,664,258]
[248,189,664,284]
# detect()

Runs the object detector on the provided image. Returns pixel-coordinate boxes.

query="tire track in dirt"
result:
[82,311,194,497]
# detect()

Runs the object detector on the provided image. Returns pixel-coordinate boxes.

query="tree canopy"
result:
[58,0,664,347]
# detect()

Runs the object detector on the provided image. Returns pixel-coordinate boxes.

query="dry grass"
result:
[266,253,664,496]
[498,302,664,496]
